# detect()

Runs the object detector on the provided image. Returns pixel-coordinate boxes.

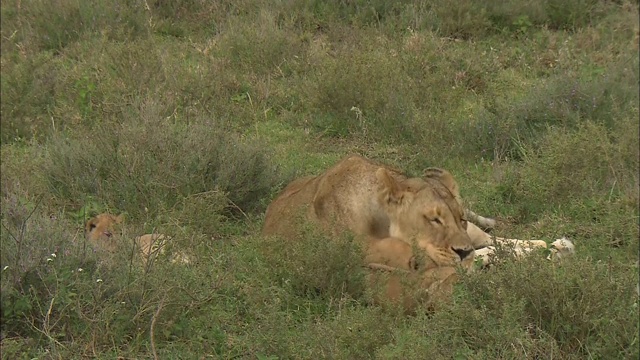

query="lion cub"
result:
[365,237,459,314]
[85,213,190,265]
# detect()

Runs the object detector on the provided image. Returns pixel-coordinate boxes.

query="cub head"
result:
[376,168,474,270]
[85,213,124,252]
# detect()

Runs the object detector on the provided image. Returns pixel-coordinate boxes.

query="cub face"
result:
[85,213,123,252]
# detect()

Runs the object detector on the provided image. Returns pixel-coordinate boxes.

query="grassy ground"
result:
[1,1,638,358]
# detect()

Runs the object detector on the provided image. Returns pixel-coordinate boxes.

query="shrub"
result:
[376,256,639,359]
[496,120,638,216]
[258,222,367,307]
[216,227,395,359]
[216,11,305,77]
[0,53,59,144]
[43,99,284,221]
[463,256,638,358]
[306,36,420,142]
[0,202,234,357]
[0,203,100,341]
[0,0,147,54]
[462,55,639,161]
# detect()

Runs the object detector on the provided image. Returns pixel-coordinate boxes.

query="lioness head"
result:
[376,168,475,270]
[85,213,124,253]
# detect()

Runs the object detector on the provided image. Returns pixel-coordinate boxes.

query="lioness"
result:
[263,155,553,312]
[263,155,477,270]
[263,156,544,254]
[85,213,190,265]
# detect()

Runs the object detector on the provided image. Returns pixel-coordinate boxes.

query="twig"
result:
[150,293,167,360]
[227,198,249,220]
[25,298,66,351]
[44,296,56,337]
[15,195,44,271]
[0,222,18,243]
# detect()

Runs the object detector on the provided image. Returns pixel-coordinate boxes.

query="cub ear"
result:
[114,214,125,224]
[376,168,404,205]
[424,167,461,200]
[84,219,96,233]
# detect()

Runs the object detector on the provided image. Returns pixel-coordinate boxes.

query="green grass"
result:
[1,0,639,358]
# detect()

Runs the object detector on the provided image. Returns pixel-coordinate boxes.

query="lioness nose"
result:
[452,247,473,260]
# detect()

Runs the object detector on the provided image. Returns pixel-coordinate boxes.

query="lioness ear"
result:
[376,168,403,205]
[424,167,461,200]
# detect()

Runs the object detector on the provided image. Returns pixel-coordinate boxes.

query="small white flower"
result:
[96,279,103,283]
[2,266,8,271]
[77,268,84,272]
[46,258,53,262]
[51,253,57,258]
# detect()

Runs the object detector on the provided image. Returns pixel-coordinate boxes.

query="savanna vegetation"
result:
[1,0,638,358]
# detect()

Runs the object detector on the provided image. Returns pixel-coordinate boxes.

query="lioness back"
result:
[310,155,405,238]
[262,175,320,238]
[263,155,404,240]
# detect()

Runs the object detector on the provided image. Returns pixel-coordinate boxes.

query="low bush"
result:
[44,99,284,221]
[462,55,639,161]
[259,223,367,306]
[492,119,639,225]
[378,256,639,359]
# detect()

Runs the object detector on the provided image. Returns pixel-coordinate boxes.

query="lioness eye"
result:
[430,217,443,225]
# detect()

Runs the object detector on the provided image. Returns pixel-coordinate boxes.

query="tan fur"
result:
[263,155,476,269]
[365,237,458,314]
[85,213,124,253]
[365,237,418,271]
[263,155,478,312]
[84,213,189,265]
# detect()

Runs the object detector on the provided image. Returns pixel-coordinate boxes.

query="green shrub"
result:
[464,256,638,357]
[462,55,639,161]
[376,256,639,359]
[0,212,232,356]
[0,53,60,144]
[0,185,235,355]
[0,204,103,342]
[258,223,367,308]
[217,12,305,77]
[213,228,395,359]
[496,120,638,216]
[43,104,283,221]
[0,0,147,54]
[306,37,420,142]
